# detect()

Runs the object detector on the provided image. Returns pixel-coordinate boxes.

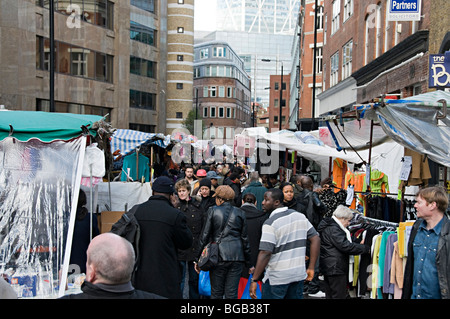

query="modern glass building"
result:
[195,0,300,110]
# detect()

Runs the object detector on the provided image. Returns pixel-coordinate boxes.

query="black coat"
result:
[198,202,251,267]
[134,195,193,299]
[239,203,268,277]
[177,197,206,261]
[60,281,166,299]
[317,217,370,276]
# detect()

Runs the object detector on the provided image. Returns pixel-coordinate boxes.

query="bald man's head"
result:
[86,233,135,285]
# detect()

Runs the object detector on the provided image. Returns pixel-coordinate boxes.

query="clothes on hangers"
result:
[120,152,150,182]
[332,158,347,193]
[318,188,347,217]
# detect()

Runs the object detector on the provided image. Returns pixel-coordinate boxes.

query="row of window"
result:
[130,21,157,47]
[36,0,114,30]
[130,56,156,78]
[130,90,156,110]
[194,65,250,87]
[199,86,251,105]
[203,106,236,119]
[131,0,156,13]
[329,40,353,87]
[331,0,354,35]
[36,36,114,83]
[36,99,111,116]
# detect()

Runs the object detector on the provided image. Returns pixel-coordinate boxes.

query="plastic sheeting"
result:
[367,91,450,167]
[0,136,85,298]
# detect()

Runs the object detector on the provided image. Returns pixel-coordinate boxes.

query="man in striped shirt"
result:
[249,188,320,299]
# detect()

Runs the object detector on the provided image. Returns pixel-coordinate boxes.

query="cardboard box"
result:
[99,211,125,233]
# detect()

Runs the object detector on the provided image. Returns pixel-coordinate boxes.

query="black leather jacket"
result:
[197,202,251,267]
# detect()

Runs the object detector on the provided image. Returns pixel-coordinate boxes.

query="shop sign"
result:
[429,53,450,88]
[387,0,421,21]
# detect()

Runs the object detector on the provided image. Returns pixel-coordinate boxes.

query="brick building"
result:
[268,73,291,132]
[317,0,449,116]
[193,41,252,142]
[292,0,324,131]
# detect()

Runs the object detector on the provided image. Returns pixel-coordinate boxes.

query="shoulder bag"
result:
[197,206,232,271]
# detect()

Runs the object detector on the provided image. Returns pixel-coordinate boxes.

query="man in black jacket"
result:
[60,233,165,299]
[133,176,193,299]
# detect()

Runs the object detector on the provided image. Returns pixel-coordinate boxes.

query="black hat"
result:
[199,178,211,189]
[152,176,175,194]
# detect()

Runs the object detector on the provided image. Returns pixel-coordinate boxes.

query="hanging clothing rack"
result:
[351,213,399,228]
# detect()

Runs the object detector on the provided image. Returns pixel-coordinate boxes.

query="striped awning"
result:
[111,129,172,156]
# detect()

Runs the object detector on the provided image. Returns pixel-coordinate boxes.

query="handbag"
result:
[197,206,232,271]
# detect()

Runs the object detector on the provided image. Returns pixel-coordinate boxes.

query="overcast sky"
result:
[194,0,217,31]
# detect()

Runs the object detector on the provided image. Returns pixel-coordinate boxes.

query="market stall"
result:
[0,111,111,298]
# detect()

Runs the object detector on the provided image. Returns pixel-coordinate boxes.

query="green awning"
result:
[0,111,104,142]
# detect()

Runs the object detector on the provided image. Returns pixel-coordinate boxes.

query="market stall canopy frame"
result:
[0,111,103,142]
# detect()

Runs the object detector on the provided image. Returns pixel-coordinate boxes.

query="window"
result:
[316,6,324,30]
[203,86,209,97]
[37,0,114,30]
[227,87,232,98]
[332,0,340,34]
[177,55,184,61]
[364,16,370,65]
[130,90,156,110]
[274,116,278,123]
[219,86,225,97]
[203,107,208,118]
[210,86,217,97]
[129,124,156,133]
[210,107,216,117]
[178,0,184,3]
[343,0,353,22]
[36,36,113,82]
[131,0,155,13]
[176,83,183,90]
[274,82,279,90]
[37,99,111,116]
[274,99,279,108]
[315,46,323,74]
[177,27,184,33]
[213,47,226,57]
[226,108,231,118]
[342,40,353,80]
[176,112,183,118]
[70,48,87,77]
[375,3,382,59]
[130,56,156,78]
[200,48,209,59]
[330,51,339,87]
[130,21,156,46]
[218,107,224,118]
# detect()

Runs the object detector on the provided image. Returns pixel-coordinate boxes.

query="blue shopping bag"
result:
[198,270,211,297]
[240,274,261,299]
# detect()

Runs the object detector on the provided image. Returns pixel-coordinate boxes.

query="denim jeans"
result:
[179,261,200,299]
[262,279,304,299]
[209,261,244,299]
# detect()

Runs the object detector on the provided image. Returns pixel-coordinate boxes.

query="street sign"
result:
[429,53,450,88]
[387,0,422,21]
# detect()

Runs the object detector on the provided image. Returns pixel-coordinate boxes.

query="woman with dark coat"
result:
[175,179,207,299]
[317,205,370,299]
[239,193,268,278]
[280,182,305,213]
[195,185,252,299]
